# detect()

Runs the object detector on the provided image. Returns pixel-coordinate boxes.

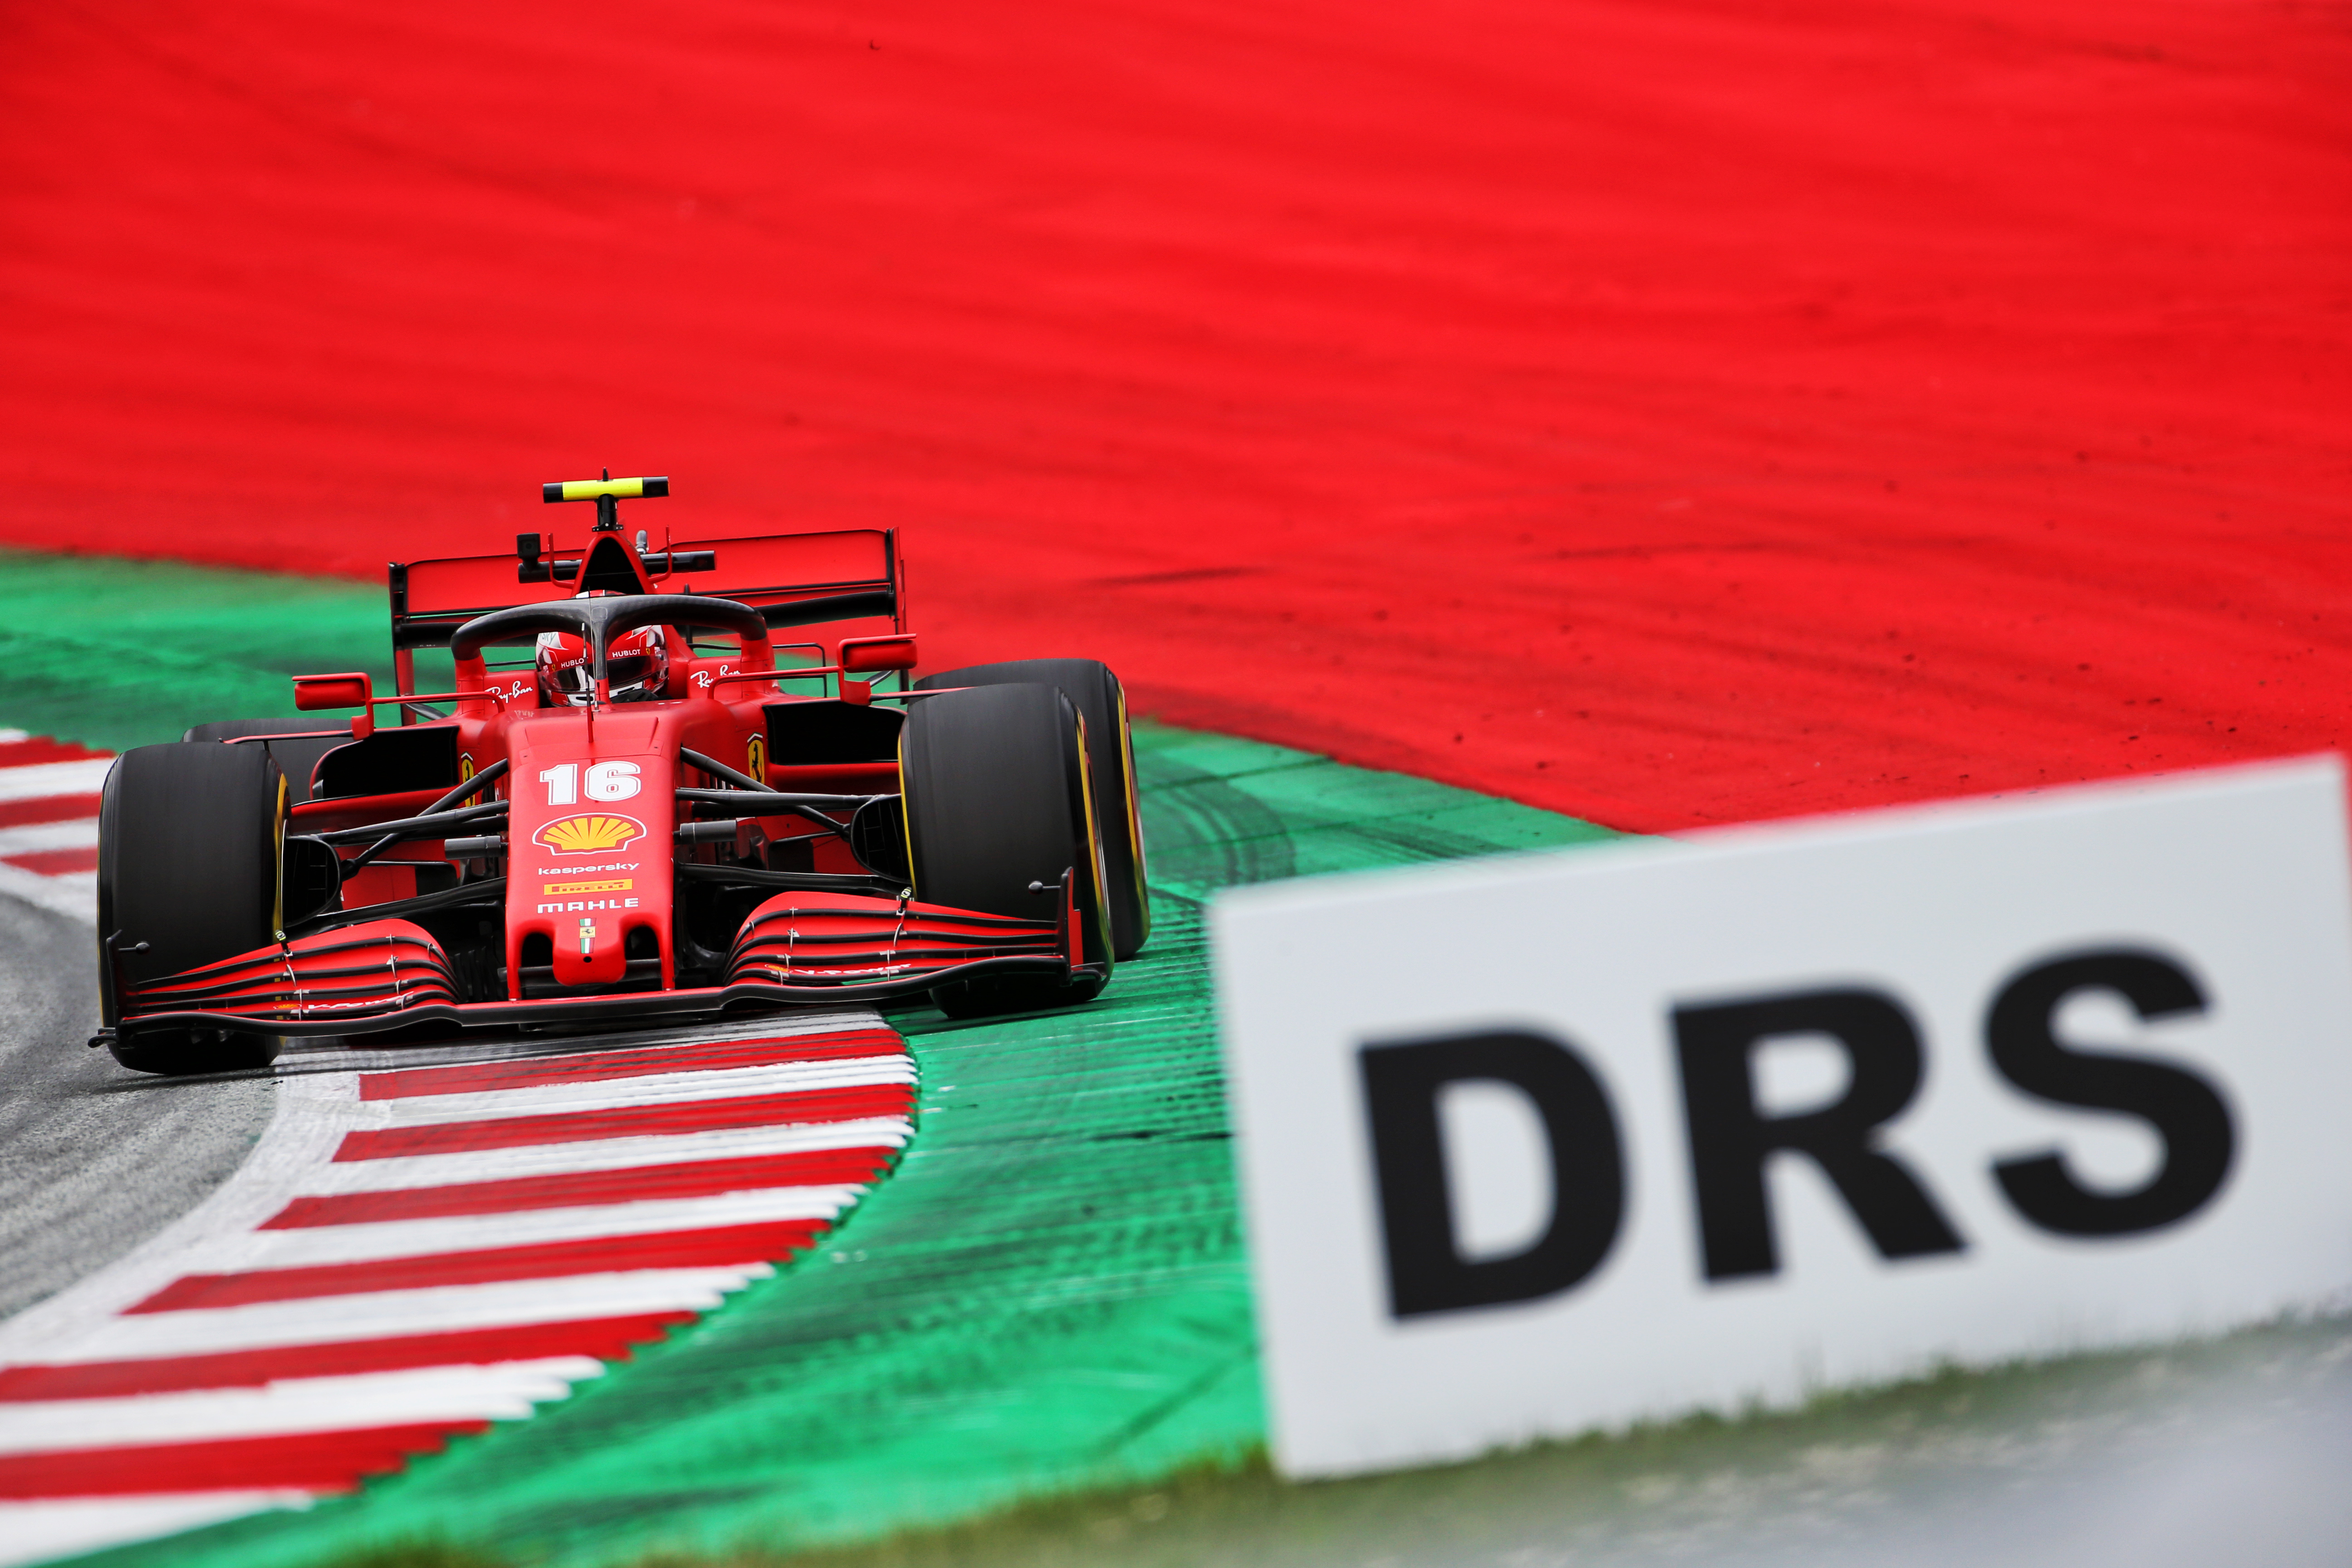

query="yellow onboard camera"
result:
[542,470,670,533]
[521,471,688,583]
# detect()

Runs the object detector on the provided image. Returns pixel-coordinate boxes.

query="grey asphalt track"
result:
[0,892,273,1318]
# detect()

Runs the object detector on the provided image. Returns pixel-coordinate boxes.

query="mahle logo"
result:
[534,813,646,855]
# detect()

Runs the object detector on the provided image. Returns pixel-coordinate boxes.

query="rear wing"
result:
[387,525,904,693]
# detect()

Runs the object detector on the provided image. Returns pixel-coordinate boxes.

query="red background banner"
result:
[4,0,2345,830]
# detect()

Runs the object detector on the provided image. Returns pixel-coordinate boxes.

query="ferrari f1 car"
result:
[93,476,1149,1074]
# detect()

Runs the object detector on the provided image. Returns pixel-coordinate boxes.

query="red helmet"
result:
[536,624,670,705]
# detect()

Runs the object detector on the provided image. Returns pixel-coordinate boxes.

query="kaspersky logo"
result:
[534,813,647,855]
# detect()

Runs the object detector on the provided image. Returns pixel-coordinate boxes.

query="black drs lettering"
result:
[1986,950,2234,1237]
[1358,1031,1626,1319]
[1674,989,1965,1281]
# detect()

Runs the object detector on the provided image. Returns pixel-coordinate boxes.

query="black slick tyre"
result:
[900,682,1112,1018]
[98,741,287,1075]
[914,658,1151,959]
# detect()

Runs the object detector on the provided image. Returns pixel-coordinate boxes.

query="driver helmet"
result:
[534,623,670,705]
[606,623,670,701]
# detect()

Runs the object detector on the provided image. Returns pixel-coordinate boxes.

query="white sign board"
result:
[1210,758,2352,1478]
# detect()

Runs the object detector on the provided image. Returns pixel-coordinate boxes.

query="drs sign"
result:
[1210,759,2352,1478]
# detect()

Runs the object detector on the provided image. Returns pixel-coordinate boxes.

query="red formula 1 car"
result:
[93,476,1149,1075]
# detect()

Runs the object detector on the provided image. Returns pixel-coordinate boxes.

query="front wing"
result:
[102,880,1092,1042]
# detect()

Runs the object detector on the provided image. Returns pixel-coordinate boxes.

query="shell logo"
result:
[534,813,646,855]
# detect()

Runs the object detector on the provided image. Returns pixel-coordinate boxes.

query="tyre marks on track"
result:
[0,1013,915,1567]
[0,733,109,923]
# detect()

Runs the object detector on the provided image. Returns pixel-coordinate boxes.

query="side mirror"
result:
[294,673,373,711]
[840,635,917,673]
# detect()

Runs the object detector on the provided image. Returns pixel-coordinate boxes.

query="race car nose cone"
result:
[551,911,630,987]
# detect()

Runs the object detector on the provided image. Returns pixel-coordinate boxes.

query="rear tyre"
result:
[900,683,1112,1018]
[915,658,1151,959]
[99,742,287,1076]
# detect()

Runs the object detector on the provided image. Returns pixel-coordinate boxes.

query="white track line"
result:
[24,1269,779,1363]
[0,757,112,802]
[0,821,98,857]
[0,1360,603,1454]
[0,1494,320,1568]
[179,1186,866,1272]
[0,863,94,924]
[305,1008,887,1070]
[366,1054,912,1122]
[300,1117,910,1194]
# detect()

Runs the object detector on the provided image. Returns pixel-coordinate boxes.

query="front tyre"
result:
[900,682,1113,1018]
[99,741,287,1076]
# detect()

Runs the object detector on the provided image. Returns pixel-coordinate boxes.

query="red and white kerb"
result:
[0,1012,916,1566]
[0,732,110,921]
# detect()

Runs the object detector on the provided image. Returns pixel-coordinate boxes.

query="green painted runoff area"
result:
[0,548,431,747]
[3,550,1617,1567]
